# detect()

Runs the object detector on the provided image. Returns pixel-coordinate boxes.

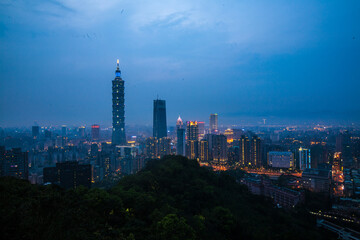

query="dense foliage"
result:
[1,155,335,240]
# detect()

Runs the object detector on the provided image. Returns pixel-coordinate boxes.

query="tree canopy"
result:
[0,155,335,240]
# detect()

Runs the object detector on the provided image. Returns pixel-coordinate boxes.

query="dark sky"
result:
[1,0,360,127]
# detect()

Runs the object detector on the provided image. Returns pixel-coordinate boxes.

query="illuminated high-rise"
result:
[186,121,199,159]
[112,59,126,145]
[239,135,250,166]
[199,139,209,162]
[299,147,311,170]
[250,136,262,168]
[91,124,100,140]
[209,113,218,134]
[176,116,185,156]
[211,134,227,164]
[153,99,167,139]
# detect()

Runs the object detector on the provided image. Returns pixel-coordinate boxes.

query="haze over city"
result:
[1,0,360,127]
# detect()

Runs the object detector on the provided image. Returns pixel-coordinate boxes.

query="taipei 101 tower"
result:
[112,59,126,145]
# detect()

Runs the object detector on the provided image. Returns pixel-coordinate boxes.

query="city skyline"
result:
[2,2,360,239]
[1,1,360,127]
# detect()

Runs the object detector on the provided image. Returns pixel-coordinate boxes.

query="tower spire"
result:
[115,59,121,77]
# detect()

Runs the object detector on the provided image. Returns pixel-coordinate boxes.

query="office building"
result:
[78,126,85,138]
[145,137,158,159]
[186,121,199,160]
[153,99,167,139]
[211,134,227,164]
[250,136,262,168]
[158,137,171,158]
[43,161,91,189]
[112,59,126,145]
[186,121,199,141]
[209,113,218,134]
[299,147,311,170]
[239,135,250,166]
[199,139,209,162]
[91,124,100,140]
[268,151,294,169]
[176,116,185,156]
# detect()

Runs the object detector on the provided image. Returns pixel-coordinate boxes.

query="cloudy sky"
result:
[0,0,359,127]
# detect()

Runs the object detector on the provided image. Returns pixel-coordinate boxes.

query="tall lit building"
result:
[250,136,262,168]
[186,121,199,160]
[239,136,250,166]
[91,124,100,140]
[333,152,342,172]
[211,134,227,164]
[153,99,167,139]
[145,137,158,159]
[78,126,85,138]
[299,147,311,170]
[209,113,218,134]
[176,116,185,156]
[199,139,209,162]
[158,137,171,158]
[112,59,126,146]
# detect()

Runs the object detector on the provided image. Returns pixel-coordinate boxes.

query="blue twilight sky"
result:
[0,0,360,127]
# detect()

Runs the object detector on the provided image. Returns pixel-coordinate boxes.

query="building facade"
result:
[186,121,199,160]
[176,116,185,156]
[209,113,218,134]
[153,99,167,139]
[112,59,126,145]
[268,151,294,169]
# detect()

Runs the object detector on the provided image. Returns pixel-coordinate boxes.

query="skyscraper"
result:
[239,135,250,166]
[199,139,209,162]
[153,99,167,139]
[211,134,227,164]
[112,59,126,145]
[91,124,100,140]
[250,136,262,168]
[209,113,218,134]
[299,147,311,170]
[186,121,199,160]
[176,116,185,156]
[78,126,85,138]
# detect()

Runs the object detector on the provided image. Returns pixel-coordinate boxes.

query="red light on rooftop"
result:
[92,125,100,129]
